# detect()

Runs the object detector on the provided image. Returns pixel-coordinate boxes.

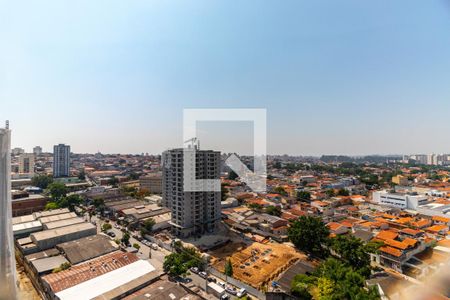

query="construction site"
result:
[210,241,305,289]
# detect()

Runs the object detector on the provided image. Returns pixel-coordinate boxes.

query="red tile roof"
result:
[42,251,139,293]
[379,246,403,257]
[376,230,398,241]
[400,228,422,236]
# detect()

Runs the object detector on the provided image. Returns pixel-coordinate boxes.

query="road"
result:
[90,215,169,271]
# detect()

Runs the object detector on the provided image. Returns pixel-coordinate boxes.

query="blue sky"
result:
[1,1,450,155]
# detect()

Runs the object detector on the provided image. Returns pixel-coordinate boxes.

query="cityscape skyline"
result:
[2,1,450,155]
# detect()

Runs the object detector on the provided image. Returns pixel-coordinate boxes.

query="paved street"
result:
[90,215,170,271]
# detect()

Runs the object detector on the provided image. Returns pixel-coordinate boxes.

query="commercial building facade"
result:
[373,191,428,210]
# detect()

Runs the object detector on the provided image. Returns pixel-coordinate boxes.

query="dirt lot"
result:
[17,264,42,300]
[211,242,304,289]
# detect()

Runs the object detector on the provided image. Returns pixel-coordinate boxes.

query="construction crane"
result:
[184,137,199,149]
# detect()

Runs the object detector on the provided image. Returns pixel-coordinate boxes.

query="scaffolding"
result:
[0,122,17,299]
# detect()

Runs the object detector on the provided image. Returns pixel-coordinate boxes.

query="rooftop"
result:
[31,255,69,274]
[42,251,140,293]
[57,234,118,264]
[55,259,155,300]
[31,222,96,242]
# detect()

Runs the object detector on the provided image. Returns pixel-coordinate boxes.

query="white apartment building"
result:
[162,147,221,238]
[53,144,70,178]
[18,153,35,175]
[372,191,428,210]
[33,146,42,156]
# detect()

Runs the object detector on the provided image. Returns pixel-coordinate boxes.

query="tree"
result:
[265,205,282,217]
[163,253,189,276]
[325,189,336,197]
[163,245,202,277]
[128,172,140,180]
[108,177,119,187]
[311,277,335,300]
[313,258,379,300]
[224,259,233,277]
[32,175,54,189]
[102,223,112,232]
[288,216,330,257]
[78,170,86,180]
[337,188,350,196]
[63,194,82,211]
[121,232,130,245]
[141,218,156,235]
[248,203,263,212]
[291,274,314,299]
[331,235,370,276]
[274,186,288,196]
[45,202,59,210]
[365,240,384,254]
[46,182,67,201]
[297,191,311,201]
[92,197,105,209]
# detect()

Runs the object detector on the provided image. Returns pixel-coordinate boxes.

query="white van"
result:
[237,288,247,297]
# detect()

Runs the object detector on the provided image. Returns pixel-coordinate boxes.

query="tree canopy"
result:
[297,191,311,201]
[291,258,379,300]
[31,175,54,189]
[288,216,330,257]
[224,259,233,277]
[163,245,203,277]
[46,182,67,201]
[141,218,156,235]
[265,205,282,217]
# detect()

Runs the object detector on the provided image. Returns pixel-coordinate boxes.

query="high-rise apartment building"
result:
[19,153,35,174]
[33,146,42,156]
[162,147,221,238]
[53,144,70,177]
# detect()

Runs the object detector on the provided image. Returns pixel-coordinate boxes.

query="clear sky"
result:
[1,1,450,155]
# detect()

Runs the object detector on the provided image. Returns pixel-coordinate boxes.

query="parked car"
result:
[218,281,226,288]
[225,286,237,295]
[199,271,207,279]
[107,231,116,238]
[237,288,247,297]
[220,295,229,300]
[190,267,199,274]
[207,276,217,283]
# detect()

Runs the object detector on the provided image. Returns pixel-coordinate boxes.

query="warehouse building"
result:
[56,235,118,264]
[44,217,85,230]
[30,223,96,251]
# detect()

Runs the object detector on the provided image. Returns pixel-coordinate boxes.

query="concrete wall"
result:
[208,266,267,300]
